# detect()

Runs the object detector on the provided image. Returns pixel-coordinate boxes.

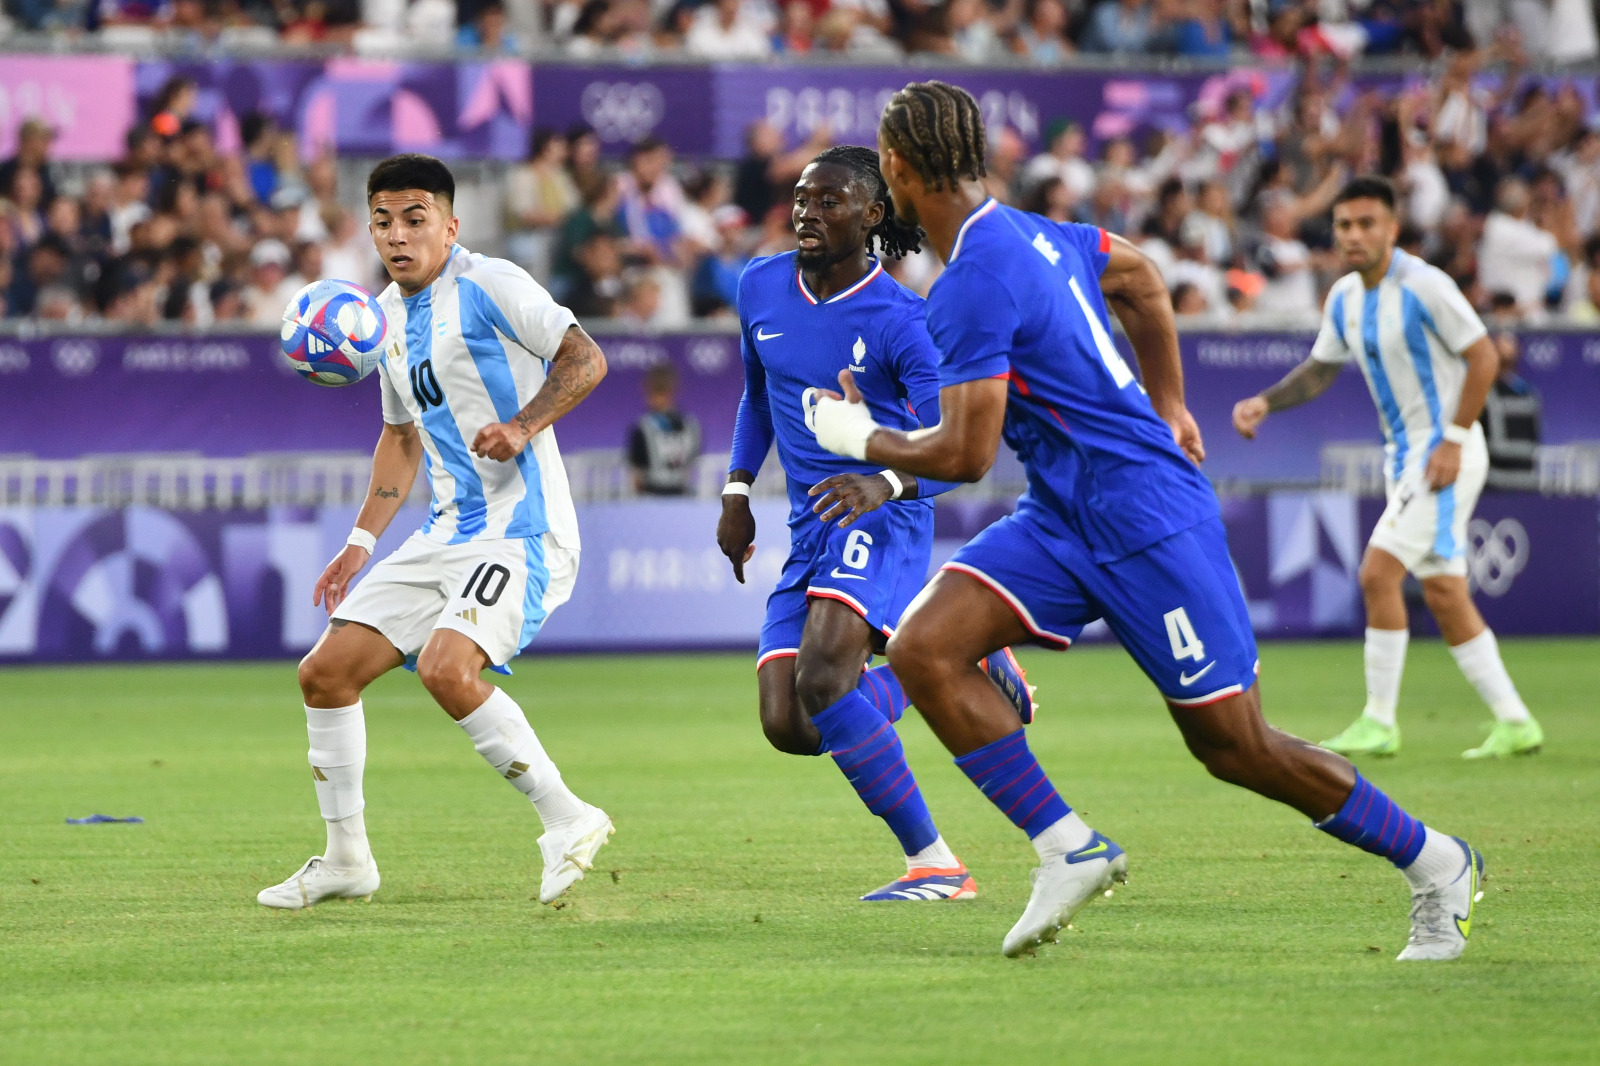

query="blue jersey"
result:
[927,200,1217,563]
[732,252,951,526]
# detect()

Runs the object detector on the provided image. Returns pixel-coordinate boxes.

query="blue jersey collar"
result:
[948,198,1000,263]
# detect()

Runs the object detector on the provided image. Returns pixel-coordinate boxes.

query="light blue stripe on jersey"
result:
[1435,484,1457,557]
[1400,290,1445,454]
[404,288,487,541]
[457,278,546,538]
[420,450,436,535]
[1329,290,1346,345]
[1360,287,1408,480]
[517,533,551,656]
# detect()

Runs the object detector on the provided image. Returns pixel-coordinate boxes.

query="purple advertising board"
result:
[0,493,1591,665]
[6,330,1597,485]
[0,56,138,161]
[115,57,1600,162]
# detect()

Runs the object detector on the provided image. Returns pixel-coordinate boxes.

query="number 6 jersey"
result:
[376,245,581,548]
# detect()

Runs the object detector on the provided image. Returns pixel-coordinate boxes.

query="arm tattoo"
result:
[1262,359,1342,413]
[373,486,400,499]
[512,325,608,437]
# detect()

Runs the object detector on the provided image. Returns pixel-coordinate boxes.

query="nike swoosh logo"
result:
[1068,840,1108,862]
[1178,662,1217,686]
[828,568,867,580]
[756,329,783,340]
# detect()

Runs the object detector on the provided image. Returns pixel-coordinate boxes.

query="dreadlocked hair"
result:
[810,144,924,260]
[878,81,988,192]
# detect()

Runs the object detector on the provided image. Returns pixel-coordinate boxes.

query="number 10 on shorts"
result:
[1164,607,1205,662]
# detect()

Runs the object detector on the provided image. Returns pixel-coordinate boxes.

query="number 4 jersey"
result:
[376,244,581,548]
[927,200,1218,564]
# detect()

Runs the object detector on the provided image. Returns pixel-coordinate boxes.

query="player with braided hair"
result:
[716,144,1035,903]
[806,80,1486,960]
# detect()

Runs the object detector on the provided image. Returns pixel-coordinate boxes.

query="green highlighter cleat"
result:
[1319,715,1401,757]
[1463,718,1545,760]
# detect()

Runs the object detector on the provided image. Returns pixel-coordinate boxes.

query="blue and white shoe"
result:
[984,647,1038,725]
[861,864,978,901]
[1002,831,1127,957]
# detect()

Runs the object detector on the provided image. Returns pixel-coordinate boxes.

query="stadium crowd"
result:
[2,0,1598,63]
[2,45,1600,327]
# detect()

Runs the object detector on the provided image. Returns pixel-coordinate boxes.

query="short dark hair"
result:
[1332,175,1397,212]
[366,154,455,207]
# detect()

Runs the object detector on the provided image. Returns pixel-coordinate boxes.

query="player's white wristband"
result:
[346,528,377,554]
[879,470,904,500]
[812,395,880,461]
[1442,423,1473,445]
[722,481,752,498]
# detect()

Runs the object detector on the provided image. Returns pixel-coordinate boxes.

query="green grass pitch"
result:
[3,640,1597,1065]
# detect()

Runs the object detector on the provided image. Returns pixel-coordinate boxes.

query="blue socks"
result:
[1315,772,1426,868]
[811,690,939,855]
[857,664,910,724]
[954,729,1072,839]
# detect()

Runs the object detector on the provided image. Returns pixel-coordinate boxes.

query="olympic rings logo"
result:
[1466,518,1528,597]
[580,82,665,143]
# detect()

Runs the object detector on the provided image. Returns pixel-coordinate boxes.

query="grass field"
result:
[2,640,1597,1065]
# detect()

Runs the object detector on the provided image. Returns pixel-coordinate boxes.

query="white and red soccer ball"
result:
[281,279,388,386]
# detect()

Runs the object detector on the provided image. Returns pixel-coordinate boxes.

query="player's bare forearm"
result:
[1101,234,1186,420]
[514,325,608,439]
[1450,336,1498,428]
[1261,358,1342,413]
[863,379,1008,483]
[353,421,422,537]
[473,325,608,462]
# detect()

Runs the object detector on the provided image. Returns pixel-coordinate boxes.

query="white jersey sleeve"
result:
[1410,265,1489,355]
[1310,282,1354,364]
[460,258,578,361]
[377,363,413,424]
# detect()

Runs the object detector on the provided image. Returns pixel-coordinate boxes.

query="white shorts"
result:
[334,531,578,667]
[1369,432,1488,579]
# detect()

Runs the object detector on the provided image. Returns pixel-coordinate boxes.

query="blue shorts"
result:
[943,514,1259,706]
[757,502,934,670]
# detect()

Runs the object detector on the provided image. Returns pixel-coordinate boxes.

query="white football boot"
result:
[538,804,615,905]
[257,856,380,910]
[1397,838,1485,961]
[1002,832,1127,958]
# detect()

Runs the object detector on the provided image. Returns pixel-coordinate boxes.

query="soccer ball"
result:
[281,279,388,386]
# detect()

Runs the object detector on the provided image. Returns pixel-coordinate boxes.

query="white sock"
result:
[306,703,372,870]
[458,688,586,833]
[1030,811,1094,861]
[906,834,959,872]
[1402,826,1467,890]
[1362,627,1409,728]
[1449,629,1531,723]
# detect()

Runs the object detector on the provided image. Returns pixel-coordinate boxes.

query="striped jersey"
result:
[1311,249,1489,480]
[376,245,580,546]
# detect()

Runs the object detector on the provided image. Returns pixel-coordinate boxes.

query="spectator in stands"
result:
[1170,280,1207,314]
[1479,176,1559,319]
[567,232,625,318]
[1165,214,1228,313]
[1251,195,1318,318]
[1170,0,1234,57]
[686,0,773,58]
[505,129,581,281]
[241,238,301,325]
[1565,234,1600,322]
[553,172,625,295]
[772,0,815,52]
[566,125,604,193]
[5,166,47,250]
[1012,0,1073,61]
[1023,175,1074,221]
[1083,0,1156,52]
[1480,330,1542,490]
[616,137,689,264]
[457,0,520,50]
[0,118,60,207]
[1076,171,1129,233]
[627,362,702,496]
[1021,119,1095,205]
